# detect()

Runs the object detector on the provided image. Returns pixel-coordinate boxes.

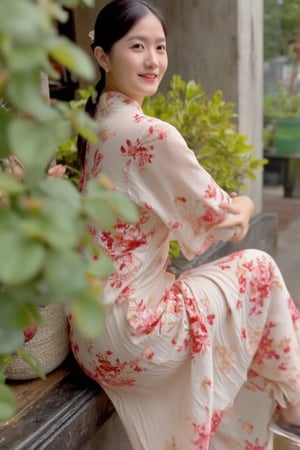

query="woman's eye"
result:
[157,44,166,51]
[132,43,144,49]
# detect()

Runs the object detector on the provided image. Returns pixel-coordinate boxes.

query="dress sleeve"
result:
[125,120,236,260]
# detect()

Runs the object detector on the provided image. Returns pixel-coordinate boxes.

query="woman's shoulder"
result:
[138,113,184,143]
[140,112,172,128]
[144,115,186,145]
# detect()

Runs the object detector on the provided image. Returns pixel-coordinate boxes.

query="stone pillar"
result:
[237,0,264,211]
[156,0,263,210]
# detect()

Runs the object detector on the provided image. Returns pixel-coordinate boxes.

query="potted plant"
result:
[264,86,300,156]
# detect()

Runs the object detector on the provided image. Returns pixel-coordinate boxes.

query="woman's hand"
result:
[215,195,255,242]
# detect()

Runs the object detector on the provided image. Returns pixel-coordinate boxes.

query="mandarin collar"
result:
[99,91,142,112]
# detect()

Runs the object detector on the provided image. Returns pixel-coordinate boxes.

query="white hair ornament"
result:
[88,30,95,42]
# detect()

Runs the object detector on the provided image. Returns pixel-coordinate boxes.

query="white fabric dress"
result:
[68,92,300,450]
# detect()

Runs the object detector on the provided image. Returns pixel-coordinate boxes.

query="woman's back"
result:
[82,92,173,307]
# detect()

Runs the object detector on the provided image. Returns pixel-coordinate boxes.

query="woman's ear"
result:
[94,46,110,72]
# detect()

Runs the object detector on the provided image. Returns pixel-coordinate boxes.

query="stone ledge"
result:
[0,356,114,450]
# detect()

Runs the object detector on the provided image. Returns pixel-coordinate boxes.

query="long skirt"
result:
[69,249,300,450]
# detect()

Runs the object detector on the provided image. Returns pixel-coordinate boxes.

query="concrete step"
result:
[83,412,132,450]
[274,435,300,449]
[0,357,114,450]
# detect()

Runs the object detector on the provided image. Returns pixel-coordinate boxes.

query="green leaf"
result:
[169,240,181,259]
[0,0,48,42]
[8,118,58,180]
[70,109,99,143]
[0,327,23,354]
[0,384,16,421]
[0,208,18,231]
[85,181,138,228]
[38,178,81,216]
[27,179,83,247]
[45,250,87,299]
[84,196,117,231]
[106,191,138,223]
[0,296,26,328]
[43,2,69,23]
[49,37,95,81]
[16,348,45,380]
[7,46,47,72]
[0,232,45,285]
[5,72,58,121]
[77,0,95,6]
[72,294,105,338]
[19,214,81,249]
[0,297,41,329]
[87,252,115,278]
[0,107,13,158]
[0,356,14,374]
[75,86,95,101]
[0,172,25,195]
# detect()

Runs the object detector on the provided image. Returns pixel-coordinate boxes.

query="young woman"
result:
[69,1,300,448]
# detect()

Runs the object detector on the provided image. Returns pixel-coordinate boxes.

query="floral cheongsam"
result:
[67,92,300,450]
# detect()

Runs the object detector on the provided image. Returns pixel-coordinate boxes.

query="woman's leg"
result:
[210,374,276,450]
[181,248,300,445]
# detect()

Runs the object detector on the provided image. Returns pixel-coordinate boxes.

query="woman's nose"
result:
[144,50,159,68]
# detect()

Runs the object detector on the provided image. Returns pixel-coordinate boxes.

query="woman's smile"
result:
[139,73,158,82]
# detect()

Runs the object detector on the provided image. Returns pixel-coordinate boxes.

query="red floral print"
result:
[253,321,280,365]
[244,438,268,450]
[120,138,154,167]
[82,350,147,388]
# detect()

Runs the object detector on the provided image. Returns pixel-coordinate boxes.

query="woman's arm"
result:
[126,120,243,259]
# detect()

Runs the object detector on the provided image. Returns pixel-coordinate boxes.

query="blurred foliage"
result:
[264,85,300,117]
[55,86,96,183]
[264,0,300,60]
[263,85,300,147]
[0,0,137,420]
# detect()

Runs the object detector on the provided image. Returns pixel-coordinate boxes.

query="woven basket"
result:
[5,304,70,380]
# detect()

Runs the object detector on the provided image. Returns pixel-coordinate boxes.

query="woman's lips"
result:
[139,73,158,82]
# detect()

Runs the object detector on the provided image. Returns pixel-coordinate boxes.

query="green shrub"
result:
[143,75,265,193]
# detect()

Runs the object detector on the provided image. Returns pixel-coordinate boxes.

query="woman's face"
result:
[98,12,168,105]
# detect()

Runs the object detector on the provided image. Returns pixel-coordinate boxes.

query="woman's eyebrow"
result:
[126,35,166,43]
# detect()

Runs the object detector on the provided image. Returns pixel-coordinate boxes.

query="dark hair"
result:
[77,0,167,166]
